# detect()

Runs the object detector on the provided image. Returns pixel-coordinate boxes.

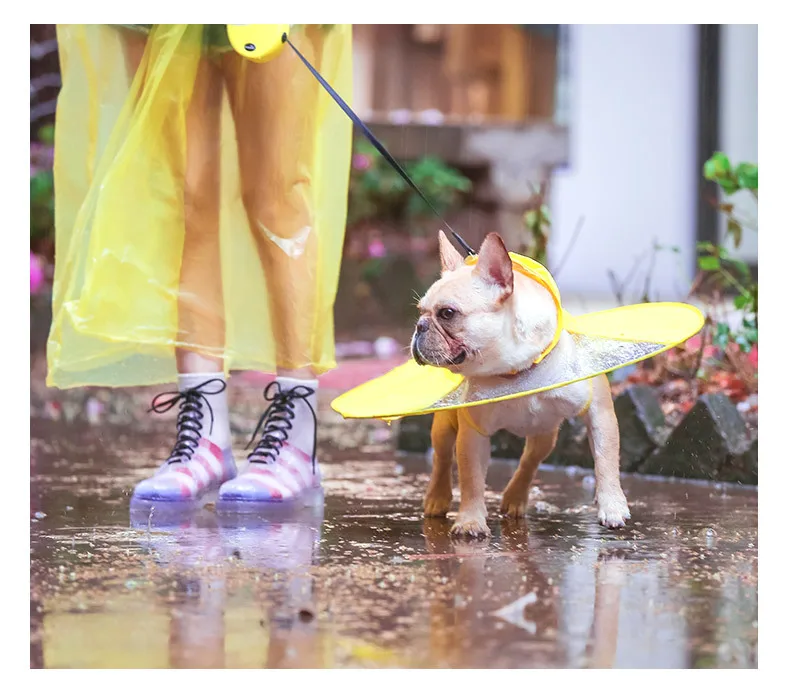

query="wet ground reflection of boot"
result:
[217,504,325,668]
[587,548,628,668]
[130,506,228,668]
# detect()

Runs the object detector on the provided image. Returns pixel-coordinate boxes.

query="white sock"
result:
[275,376,319,458]
[178,372,232,451]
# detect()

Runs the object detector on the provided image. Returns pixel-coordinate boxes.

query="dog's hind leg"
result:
[500,428,559,519]
[424,409,457,518]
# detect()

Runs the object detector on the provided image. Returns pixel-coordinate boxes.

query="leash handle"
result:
[283,33,476,257]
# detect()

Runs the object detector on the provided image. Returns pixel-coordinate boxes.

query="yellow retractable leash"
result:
[227,24,704,421]
[226,24,290,63]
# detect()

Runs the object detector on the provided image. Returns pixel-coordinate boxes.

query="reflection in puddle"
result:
[30,419,757,668]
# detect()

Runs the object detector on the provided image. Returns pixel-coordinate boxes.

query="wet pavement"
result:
[30,397,758,669]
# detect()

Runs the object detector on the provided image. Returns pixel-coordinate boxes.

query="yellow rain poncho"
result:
[331,253,704,420]
[47,24,353,388]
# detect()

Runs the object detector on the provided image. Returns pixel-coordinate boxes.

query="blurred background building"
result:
[347,24,757,302]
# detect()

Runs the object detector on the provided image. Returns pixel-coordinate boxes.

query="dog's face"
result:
[411,232,558,378]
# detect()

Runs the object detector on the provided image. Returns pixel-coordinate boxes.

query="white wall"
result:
[718,24,758,264]
[549,25,699,303]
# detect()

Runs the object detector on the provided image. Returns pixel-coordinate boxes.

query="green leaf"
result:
[698,256,721,271]
[720,251,750,278]
[704,152,731,180]
[735,162,758,191]
[718,177,740,195]
[735,334,752,352]
[733,294,750,310]
[731,259,750,278]
[713,322,731,349]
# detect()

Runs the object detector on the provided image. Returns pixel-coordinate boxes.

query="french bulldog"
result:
[412,231,630,538]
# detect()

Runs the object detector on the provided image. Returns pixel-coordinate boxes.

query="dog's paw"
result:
[450,513,491,539]
[499,491,528,519]
[596,491,631,529]
[423,490,453,518]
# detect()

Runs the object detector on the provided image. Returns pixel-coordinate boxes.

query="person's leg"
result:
[217,27,342,504]
[223,28,324,374]
[174,48,225,376]
[124,30,235,505]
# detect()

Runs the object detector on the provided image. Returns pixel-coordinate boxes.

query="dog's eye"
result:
[437,307,456,321]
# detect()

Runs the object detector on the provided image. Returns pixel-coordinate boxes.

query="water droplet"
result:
[534,500,558,514]
[34,511,47,520]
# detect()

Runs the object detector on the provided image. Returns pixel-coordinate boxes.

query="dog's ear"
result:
[438,230,465,273]
[474,233,514,298]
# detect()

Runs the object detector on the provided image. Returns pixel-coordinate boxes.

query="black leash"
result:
[283,33,476,257]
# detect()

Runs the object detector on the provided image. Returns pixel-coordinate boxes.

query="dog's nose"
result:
[416,317,430,334]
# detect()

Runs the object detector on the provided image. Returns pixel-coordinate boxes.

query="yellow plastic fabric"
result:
[47,24,354,388]
[331,252,705,420]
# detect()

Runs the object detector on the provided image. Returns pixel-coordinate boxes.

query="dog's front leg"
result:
[424,410,457,517]
[451,415,492,538]
[585,375,631,528]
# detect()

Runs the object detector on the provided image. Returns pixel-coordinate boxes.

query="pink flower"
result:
[352,154,373,171]
[367,239,387,259]
[30,252,45,294]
